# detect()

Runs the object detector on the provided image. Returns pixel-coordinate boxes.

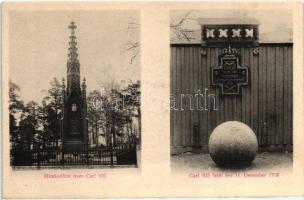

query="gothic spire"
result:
[68,21,79,63]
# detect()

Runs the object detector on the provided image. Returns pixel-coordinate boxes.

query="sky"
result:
[9,9,292,103]
[170,9,293,43]
[9,10,140,103]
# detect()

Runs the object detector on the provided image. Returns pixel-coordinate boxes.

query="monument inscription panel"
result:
[211,47,249,95]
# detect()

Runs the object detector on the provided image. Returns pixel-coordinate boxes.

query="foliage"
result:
[87,90,106,146]
[87,80,141,146]
[9,78,140,154]
[10,78,63,152]
[9,79,24,114]
[18,101,41,150]
[9,80,24,148]
[40,78,63,147]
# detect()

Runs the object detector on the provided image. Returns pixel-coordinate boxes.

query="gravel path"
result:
[171,152,292,173]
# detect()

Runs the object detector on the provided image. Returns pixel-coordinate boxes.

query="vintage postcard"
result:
[2,1,304,198]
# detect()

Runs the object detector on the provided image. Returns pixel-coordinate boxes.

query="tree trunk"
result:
[138,107,141,146]
[112,125,116,146]
[95,118,98,146]
[90,120,94,146]
[55,100,59,149]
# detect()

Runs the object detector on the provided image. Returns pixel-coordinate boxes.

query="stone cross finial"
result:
[67,21,79,62]
[68,21,77,35]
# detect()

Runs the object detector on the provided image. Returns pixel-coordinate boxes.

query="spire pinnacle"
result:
[68,21,77,34]
[68,21,79,63]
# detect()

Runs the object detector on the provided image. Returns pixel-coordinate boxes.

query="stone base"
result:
[63,140,87,152]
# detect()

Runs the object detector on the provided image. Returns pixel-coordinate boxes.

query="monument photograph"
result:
[170,9,293,172]
[9,10,140,168]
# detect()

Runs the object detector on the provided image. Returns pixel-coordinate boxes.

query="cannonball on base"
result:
[208,121,258,168]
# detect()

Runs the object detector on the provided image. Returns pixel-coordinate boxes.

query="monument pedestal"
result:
[64,140,87,152]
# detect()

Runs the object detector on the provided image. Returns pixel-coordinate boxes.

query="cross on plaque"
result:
[211,46,249,95]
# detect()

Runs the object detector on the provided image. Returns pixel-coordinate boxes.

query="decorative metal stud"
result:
[206,29,215,38]
[253,47,259,55]
[245,28,254,38]
[201,49,207,56]
[219,29,228,38]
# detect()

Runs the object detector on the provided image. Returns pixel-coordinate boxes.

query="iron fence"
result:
[11,143,137,167]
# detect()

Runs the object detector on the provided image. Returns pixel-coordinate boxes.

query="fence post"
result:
[86,144,89,165]
[37,147,41,168]
[133,139,138,167]
[61,144,65,165]
[110,137,114,167]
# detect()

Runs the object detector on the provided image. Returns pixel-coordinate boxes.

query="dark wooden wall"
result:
[170,44,293,153]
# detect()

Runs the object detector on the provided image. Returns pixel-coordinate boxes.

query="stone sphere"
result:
[208,121,258,168]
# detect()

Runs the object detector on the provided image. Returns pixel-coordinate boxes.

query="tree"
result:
[19,101,41,150]
[87,90,106,147]
[123,20,140,65]
[102,81,141,145]
[40,104,60,148]
[9,80,24,114]
[42,78,63,115]
[10,101,41,165]
[41,78,63,148]
[107,88,130,145]
[86,80,140,147]
[9,80,24,149]
[95,82,124,146]
[121,81,141,145]
[123,12,195,65]
[10,113,18,151]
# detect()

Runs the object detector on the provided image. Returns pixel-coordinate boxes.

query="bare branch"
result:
[129,50,139,64]
[123,20,140,65]
[125,42,140,51]
[170,11,196,41]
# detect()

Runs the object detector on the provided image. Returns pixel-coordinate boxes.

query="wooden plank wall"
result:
[170,45,293,153]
